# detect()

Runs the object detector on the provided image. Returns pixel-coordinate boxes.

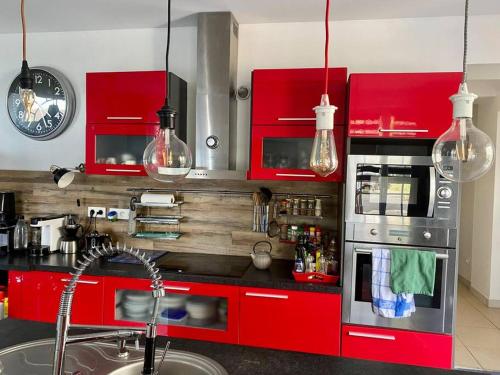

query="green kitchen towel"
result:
[390,249,436,296]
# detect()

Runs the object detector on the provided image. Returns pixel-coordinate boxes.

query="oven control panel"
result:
[346,223,457,248]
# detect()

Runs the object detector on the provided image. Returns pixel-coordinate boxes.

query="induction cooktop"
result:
[157,253,252,278]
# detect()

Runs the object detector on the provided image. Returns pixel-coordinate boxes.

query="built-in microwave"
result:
[345,155,459,229]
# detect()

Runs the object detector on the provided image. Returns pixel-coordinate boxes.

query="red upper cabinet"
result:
[348,72,462,139]
[252,68,348,126]
[87,71,165,124]
[85,123,157,176]
[249,125,345,182]
[85,71,187,176]
[239,288,341,356]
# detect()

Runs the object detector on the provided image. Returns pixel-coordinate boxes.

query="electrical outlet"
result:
[88,206,106,218]
[109,208,130,220]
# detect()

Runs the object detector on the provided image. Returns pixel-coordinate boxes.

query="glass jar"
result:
[292,199,300,216]
[300,199,308,216]
[290,225,298,242]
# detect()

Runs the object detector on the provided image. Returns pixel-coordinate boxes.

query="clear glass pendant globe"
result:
[432,118,495,183]
[310,129,338,177]
[143,128,192,183]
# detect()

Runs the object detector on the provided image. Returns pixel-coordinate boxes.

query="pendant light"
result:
[432,0,495,183]
[19,0,36,123]
[310,0,338,177]
[143,0,192,183]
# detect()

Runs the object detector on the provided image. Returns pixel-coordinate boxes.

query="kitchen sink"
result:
[0,339,227,375]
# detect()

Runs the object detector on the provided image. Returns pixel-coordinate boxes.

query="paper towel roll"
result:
[140,193,175,204]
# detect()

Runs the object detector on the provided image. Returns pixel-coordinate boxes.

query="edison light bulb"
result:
[19,87,36,122]
[432,83,495,183]
[310,94,338,177]
[143,127,192,183]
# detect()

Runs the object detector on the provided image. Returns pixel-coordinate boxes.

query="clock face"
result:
[6,67,76,140]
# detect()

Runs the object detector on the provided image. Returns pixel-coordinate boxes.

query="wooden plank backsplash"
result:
[0,171,339,259]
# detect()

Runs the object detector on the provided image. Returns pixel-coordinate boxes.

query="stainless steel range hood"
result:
[187,12,246,180]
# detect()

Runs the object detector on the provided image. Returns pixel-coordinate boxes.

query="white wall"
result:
[2,15,500,170]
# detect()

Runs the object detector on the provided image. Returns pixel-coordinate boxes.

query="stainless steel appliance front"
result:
[342,241,456,334]
[345,155,459,229]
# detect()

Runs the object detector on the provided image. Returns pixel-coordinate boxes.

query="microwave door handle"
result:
[427,166,436,218]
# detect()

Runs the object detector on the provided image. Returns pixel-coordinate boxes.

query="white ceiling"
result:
[1,0,500,34]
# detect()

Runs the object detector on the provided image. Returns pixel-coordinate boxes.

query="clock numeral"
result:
[47,119,53,127]
[54,112,61,120]
[54,87,61,96]
[48,78,51,87]
[36,124,42,131]
[35,75,42,84]
[15,99,21,106]
[18,111,24,120]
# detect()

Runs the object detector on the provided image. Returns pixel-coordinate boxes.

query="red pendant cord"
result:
[324,0,330,96]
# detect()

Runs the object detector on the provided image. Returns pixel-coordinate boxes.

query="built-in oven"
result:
[342,241,456,334]
[345,155,459,229]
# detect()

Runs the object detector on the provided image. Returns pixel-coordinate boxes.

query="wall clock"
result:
[6,67,76,141]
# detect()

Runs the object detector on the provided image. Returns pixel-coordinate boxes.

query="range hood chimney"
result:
[188,12,246,180]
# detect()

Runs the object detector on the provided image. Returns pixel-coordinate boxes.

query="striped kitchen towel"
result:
[372,248,416,318]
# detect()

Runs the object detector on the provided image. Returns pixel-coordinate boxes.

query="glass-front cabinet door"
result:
[86,124,157,175]
[249,125,345,182]
[102,277,239,344]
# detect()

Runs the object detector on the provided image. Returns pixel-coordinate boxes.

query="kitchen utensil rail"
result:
[127,188,333,199]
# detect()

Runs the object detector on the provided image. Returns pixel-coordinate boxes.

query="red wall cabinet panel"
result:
[102,277,239,344]
[341,325,453,369]
[85,123,158,176]
[252,68,348,126]
[239,287,341,356]
[249,125,345,182]
[348,72,462,139]
[87,71,165,124]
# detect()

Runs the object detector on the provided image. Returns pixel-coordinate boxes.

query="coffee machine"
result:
[30,215,65,253]
[0,192,16,252]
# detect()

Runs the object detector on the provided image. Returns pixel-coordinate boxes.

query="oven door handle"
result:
[354,248,449,260]
[427,166,436,218]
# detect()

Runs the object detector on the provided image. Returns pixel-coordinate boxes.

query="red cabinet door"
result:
[341,325,453,369]
[249,125,345,182]
[7,271,27,319]
[102,277,239,344]
[252,68,347,126]
[87,71,165,124]
[85,123,158,176]
[239,288,341,356]
[348,72,462,139]
[41,272,104,325]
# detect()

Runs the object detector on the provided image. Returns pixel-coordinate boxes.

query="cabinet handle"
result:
[164,286,191,292]
[278,117,316,121]
[106,116,143,120]
[348,331,396,341]
[105,168,142,173]
[379,128,429,133]
[245,292,288,300]
[61,279,99,285]
[275,173,316,178]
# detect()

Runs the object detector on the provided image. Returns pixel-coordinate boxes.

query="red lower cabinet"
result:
[102,277,239,344]
[8,271,103,324]
[341,325,453,369]
[239,287,341,355]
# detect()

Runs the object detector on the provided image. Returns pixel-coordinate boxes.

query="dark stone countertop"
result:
[0,319,488,375]
[0,251,342,294]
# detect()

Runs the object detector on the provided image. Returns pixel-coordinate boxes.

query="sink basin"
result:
[108,352,227,375]
[0,339,227,375]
